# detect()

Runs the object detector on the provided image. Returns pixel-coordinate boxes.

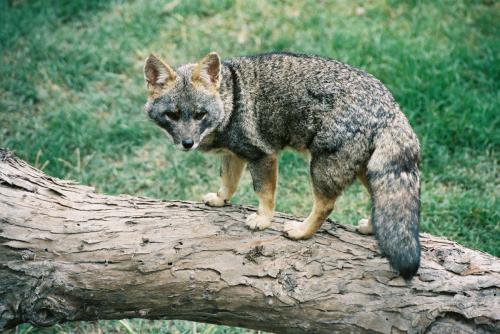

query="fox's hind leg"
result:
[203,153,246,207]
[284,190,337,239]
[284,153,355,239]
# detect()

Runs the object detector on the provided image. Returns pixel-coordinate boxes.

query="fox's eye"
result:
[194,109,207,121]
[164,110,180,121]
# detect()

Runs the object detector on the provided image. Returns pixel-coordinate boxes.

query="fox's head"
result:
[143,52,224,151]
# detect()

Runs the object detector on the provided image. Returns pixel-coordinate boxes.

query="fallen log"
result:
[0,148,498,333]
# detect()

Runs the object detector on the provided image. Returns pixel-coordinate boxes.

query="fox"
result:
[143,51,421,279]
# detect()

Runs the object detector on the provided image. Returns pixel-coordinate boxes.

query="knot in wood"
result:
[23,296,75,327]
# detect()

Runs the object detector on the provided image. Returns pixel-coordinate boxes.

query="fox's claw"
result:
[202,192,226,207]
[245,213,272,230]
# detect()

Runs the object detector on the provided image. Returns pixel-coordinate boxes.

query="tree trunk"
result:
[0,149,498,334]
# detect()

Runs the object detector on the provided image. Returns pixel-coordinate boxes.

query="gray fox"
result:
[143,52,421,279]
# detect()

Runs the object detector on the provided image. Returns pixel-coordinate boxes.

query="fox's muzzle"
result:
[182,139,194,149]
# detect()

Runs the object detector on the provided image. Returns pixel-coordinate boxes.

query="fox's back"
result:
[221,52,407,154]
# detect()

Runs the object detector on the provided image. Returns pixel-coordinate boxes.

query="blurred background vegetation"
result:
[1,0,498,333]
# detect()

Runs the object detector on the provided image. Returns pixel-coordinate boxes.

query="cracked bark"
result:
[0,148,499,334]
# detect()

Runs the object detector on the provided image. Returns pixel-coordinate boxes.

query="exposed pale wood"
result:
[0,148,499,333]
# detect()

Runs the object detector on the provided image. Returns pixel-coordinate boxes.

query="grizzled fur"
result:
[143,52,421,279]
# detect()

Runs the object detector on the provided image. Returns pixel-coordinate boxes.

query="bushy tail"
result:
[367,127,421,279]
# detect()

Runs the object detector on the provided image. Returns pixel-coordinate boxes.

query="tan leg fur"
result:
[203,153,246,207]
[356,171,374,235]
[246,155,278,230]
[284,191,336,239]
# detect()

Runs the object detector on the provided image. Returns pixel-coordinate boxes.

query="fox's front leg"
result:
[245,154,278,230]
[203,153,246,207]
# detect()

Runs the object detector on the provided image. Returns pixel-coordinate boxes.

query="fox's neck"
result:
[195,63,235,151]
[198,61,251,153]
[216,62,239,133]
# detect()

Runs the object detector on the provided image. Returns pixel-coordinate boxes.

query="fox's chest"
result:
[201,147,233,155]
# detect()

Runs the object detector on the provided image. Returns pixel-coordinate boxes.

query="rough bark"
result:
[0,148,498,334]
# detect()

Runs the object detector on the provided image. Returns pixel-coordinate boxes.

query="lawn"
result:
[1,0,498,333]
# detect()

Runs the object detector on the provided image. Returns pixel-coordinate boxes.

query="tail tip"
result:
[390,252,420,280]
[398,262,420,280]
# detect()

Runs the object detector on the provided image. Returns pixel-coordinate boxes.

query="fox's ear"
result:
[192,52,221,89]
[144,54,176,92]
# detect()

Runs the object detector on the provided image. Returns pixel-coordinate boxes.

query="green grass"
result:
[11,319,261,334]
[1,0,498,332]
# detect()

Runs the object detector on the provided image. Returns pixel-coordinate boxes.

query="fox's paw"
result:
[357,218,373,235]
[245,213,272,230]
[202,192,227,207]
[284,221,314,240]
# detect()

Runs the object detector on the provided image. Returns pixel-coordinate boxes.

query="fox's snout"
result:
[182,139,194,149]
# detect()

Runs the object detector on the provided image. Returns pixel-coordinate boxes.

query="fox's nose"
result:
[182,139,194,149]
